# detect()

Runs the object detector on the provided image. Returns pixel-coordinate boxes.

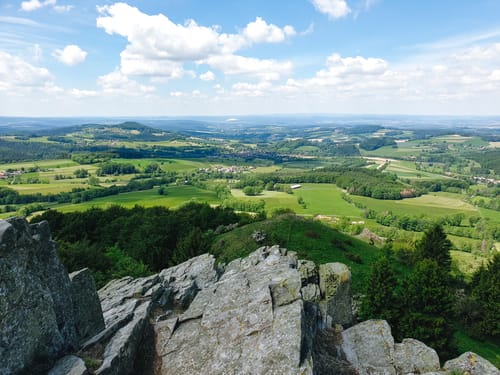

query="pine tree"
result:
[415,223,452,271]
[469,254,500,339]
[399,259,456,359]
[359,256,398,324]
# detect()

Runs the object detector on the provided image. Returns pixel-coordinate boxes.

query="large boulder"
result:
[340,319,396,375]
[0,217,78,374]
[70,268,105,343]
[154,246,313,375]
[393,338,440,374]
[319,262,353,327]
[48,355,88,375]
[444,352,500,375]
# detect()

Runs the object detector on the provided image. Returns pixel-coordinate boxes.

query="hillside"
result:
[211,214,393,293]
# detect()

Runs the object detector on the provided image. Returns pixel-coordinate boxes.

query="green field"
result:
[0,159,78,170]
[52,185,218,213]
[231,183,363,217]
[350,192,478,219]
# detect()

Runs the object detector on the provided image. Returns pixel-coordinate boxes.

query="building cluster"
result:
[0,170,23,179]
[198,165,255,174]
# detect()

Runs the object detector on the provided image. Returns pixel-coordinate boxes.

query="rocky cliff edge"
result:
[1,217,498,375]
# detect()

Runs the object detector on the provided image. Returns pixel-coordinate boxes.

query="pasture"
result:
[350,192,478,219]
[232,183,363,217]
[53,185,218,213]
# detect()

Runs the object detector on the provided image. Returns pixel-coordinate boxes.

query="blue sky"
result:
[1,0,500,116]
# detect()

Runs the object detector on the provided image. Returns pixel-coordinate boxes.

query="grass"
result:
[454,329,500,368]
[211,214,385,293]
[0,159,77,170]
[350,192,478,219]
[231,183,363,218]
[53,185,218,213]
[450,250,487,280]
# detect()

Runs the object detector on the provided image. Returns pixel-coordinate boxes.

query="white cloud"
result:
[52,44,87,66]
[490,70,500,81]
[96,3,295,81]
[69,88,98,98]
[232,81,272,97]
[20,0,71,12]
[54,4,73,13]
[242,17,296,44]
[199,70,215,81]
[97,70,155,95]
[310,0,351,19]
[204,55,292,81]
[170,91,186,97]
[0,50,54,91]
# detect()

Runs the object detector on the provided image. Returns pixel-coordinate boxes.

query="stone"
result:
[298,259,318,285]
[159,253,218,308]
[155,246,314,375]
[444,352,500,375]
[301,283,321,302]
[48,355,88,375]
[0,217,78,374]
[70,268,105,343]
[393,338,440,374]
[95,301,152,375]
[340,319,396,375]
[319,262,353,326]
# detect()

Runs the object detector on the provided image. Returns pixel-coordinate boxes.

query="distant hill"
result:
[35,122,175,141]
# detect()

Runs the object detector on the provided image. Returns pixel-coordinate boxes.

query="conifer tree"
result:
[359,256,398,324]
[399,259,456,359]
[469,254,500,339]
[415,223,452,271]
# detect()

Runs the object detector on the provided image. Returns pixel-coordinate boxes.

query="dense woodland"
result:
[32,203,255,287]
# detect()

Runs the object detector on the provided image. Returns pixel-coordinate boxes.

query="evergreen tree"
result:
[469,254,500,339]
[359,256,398,324]
[415,223,452,271]
[399,259,456,359]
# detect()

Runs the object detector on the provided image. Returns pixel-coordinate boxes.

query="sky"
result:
[1,0,500,117]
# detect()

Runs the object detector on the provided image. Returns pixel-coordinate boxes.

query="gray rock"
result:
[301,283,321,302]
[95,300,152,375]
[48,355,88,375]
[159,253,218,308]
[319,262,353,327]
[0,217,78,374]
[340,319,396,375]
[394,338,440,374]
[298,259,318,285]
[70,268,105,343]
[444,351,500,375]
[155,246,313,375]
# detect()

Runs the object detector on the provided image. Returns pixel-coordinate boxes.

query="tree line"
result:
[31,203,256,288]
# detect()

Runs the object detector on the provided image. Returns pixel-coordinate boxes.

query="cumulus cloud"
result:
[97,70,155,95]
[96,3,295,81]
[20,0,72,13]
[310,0,351,19]
[232,81,272,97]
[0,50,54,91]
[69,88,98,98]
[52,45,87,66]
[204,55,292,81]
[242,17,296,44]
[199,71,215,81]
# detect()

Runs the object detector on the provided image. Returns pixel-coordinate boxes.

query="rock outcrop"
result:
[1,217,498,375]
[0,218,78,374]
[444,352,500,375]
[69,268,105,344]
